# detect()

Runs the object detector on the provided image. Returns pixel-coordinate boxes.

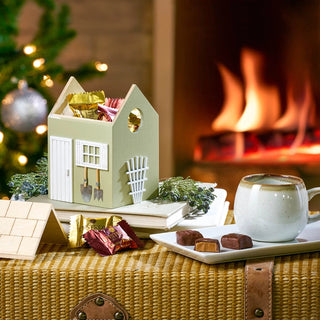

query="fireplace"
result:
[173,0,320,207]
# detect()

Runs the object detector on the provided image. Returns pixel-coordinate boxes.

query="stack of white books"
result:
[133,186,229,237]
[30,183,229,238]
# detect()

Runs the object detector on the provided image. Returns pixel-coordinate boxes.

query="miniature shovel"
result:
[94,169,103,201]
[80,166,92,202]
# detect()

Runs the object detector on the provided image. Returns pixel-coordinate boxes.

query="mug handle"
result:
[307,187,320,219]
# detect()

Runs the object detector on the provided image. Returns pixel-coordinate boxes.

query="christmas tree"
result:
[0,0,107,198]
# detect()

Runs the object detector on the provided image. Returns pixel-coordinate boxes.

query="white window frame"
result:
[75,139,108,170]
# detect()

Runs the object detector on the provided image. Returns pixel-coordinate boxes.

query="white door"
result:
[49,136,73,202]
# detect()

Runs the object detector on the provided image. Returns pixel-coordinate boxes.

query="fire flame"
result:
[275,76,315,150]
[236,48,281,132]
[212,48,282,133]
[211,48,317,157]
[211,63,243,131]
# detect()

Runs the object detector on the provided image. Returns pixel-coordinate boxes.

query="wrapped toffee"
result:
[68,91,105,119]
[97,104,118,122]
[68,214,122,248]
[83,220,144,256]
[105,97,123,109]
[97,98,124,122]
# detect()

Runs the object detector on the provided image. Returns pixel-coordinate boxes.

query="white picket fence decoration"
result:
[126,156,149,203]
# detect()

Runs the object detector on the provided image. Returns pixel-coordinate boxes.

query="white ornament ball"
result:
[1,80,47,132]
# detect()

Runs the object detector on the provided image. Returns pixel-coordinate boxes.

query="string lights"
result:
[33,58,45,69]
[23,44,37,55]
[41,75,54,88]
[18,155,28,166]
[35,124,48,135]
[95,61,108,72]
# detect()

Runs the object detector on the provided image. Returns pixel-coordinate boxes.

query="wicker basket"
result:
[1,211,320,319]
[0,241,320,319]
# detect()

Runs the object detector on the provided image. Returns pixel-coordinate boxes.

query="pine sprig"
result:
[157,177,216,213]
[8,154,48,200]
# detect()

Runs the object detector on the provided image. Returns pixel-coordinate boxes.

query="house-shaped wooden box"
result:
[48,77,159,208]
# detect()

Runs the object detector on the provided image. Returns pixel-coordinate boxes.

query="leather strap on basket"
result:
[245,257,274,320]
[70,293,129,320]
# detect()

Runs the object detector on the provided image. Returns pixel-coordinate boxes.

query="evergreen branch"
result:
[0,1,25,36]
[157,177,217,213]
[33,2,75,52]
[8,154,48,200]
[57,4,72,34]
[33,0,55,10]
[0,1,25,56]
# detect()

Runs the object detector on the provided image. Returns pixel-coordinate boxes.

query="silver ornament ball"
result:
[1,80,48,132]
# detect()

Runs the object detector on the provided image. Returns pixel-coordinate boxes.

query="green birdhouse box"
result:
[48,77,159,208]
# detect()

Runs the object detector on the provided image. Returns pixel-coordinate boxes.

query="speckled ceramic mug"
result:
[234,173,320,242]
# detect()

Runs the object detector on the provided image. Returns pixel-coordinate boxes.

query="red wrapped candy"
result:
[83,220,144,256]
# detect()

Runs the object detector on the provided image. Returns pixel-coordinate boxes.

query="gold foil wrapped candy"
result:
[68,214,122,248]
[68,91,105,119]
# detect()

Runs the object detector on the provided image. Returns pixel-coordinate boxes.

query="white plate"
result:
[150,221,320,264]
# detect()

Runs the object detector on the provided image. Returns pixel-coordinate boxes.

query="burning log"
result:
[195,129,320,163]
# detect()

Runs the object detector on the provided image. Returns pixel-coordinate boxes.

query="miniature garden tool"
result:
[94,168,103,201]
[81,166,92,202]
